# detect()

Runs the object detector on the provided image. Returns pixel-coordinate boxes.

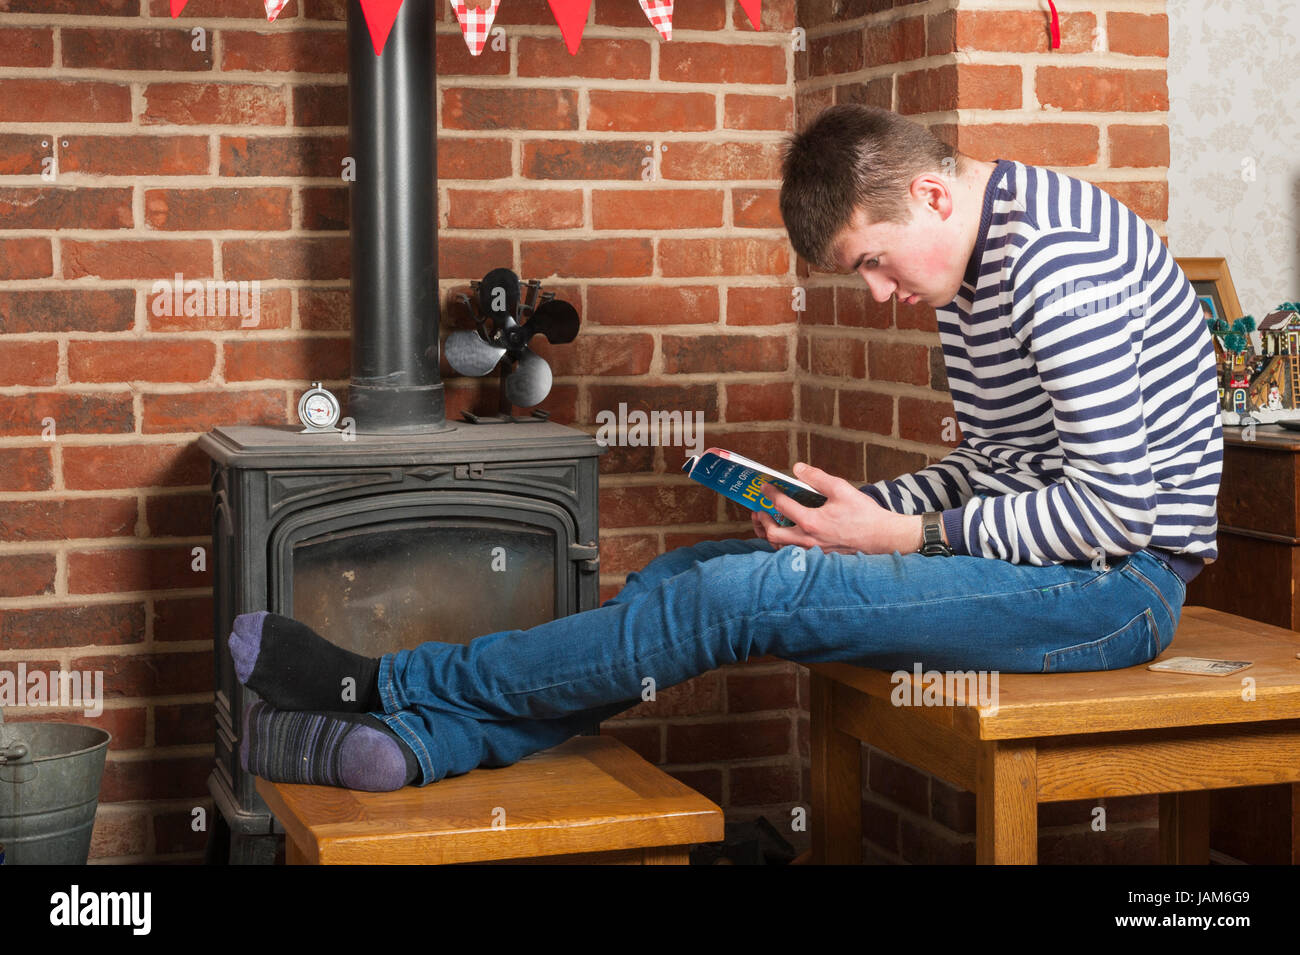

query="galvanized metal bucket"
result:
[0,722,112,865]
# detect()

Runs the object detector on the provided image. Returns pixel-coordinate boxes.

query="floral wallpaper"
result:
[1167,0,1300,318]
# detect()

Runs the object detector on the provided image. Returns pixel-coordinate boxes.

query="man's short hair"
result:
[779,104,965,271]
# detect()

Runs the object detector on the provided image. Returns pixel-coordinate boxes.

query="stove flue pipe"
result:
[346,0,450,432]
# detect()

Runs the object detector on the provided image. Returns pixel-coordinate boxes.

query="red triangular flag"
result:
[546,0,593,55]
[737,0,761,31]
[265,0,290,20]
[360,0,405,56]
[170,0,188,16]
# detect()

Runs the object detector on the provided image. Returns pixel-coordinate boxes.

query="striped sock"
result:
[240,701,419,792]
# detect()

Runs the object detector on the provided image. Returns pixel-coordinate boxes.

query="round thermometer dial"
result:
[297,382,341,431]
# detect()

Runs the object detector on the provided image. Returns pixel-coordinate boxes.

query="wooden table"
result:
[809,606,1300,864]
[256,735,724,865]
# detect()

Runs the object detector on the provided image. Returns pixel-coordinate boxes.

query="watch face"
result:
[300,390,339,428]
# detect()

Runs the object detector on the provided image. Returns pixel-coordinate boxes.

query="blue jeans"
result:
[372,540,1186,785]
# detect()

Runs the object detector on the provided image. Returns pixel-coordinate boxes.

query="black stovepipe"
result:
[346,0,451,432]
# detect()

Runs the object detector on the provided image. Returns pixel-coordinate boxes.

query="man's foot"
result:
[228,611,380,713]
[240,701,419,792]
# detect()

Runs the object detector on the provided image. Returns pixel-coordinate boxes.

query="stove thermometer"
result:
[297,381,341,432]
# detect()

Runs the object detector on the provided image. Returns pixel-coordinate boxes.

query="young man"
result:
[231,104,1222,792]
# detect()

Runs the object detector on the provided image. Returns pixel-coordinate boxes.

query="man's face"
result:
[828,179,968,308]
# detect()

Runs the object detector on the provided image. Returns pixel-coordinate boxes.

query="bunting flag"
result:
[546,0,593,55]
[1046,0,1061,49]
[170,0,187,16]
[737,0,760,30]
[358,0,404,55]
[265,0,290,20]
[638,0,673,41]
[452,0,503,56]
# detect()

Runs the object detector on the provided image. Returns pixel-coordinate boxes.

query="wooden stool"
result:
[256,734,724,865]
[808,606,1300,864]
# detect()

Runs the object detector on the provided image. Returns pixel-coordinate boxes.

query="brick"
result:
[68,546,212,595]
[1036,68,1168,113]
[600,483,716,528]
[522,140,644,180]
[143,0,268,15]
[665,716,790,762]
[898,396,959,446]
[8,707,147,753]
[597,724,661,765]
[521,238,653,278]
[709,430,791,475]
[0,238,52,279]
[807,31,863,78]
[809,334,865,378]
[731,763,801,806]
[98,755,210,804]
[596,443,656,476]
[1097,180,1168,221]
[62,240,212,280]
[144,187,292,231]
[60,135,209,176]
[442,88,578,130]
[597,534,659,576]
[438,238,513,279]
[727,667,798,713]
[587,91,715,133]
[0,341,56,386]
[517,37,651,79]
[0,80,131,123]
[153,595,213,643]
[145,491,212,538]
[899,816,975,865]
[447,189,583,230]
[1107,13,1168,57]
[67,340,210,384]
[0,27,53,67]
[62,28,211,71]
[0,447,53,491]
[867,16,926,68]
[868,340,930,386]
[1109,125,1170,168]
[0,496,137,544]
[621,672,723,719]
[662,333,788,374]
[728,286,799,327]
[142,389,285,434]
[835,77,893,110]
[438,138,512,179]
[660,141,784,181]
[930,777,975,834]
[148,286,291,332]
[0,555,56,597]
[222,336,349,382]
[723,94,792,132]
[221,30,346,72]
[0,133,51,176]
[726,382,794,422]
[0,187,133,230]
[531,333,653,377]
[11,0,137,12]
[868,748,929,814]
[930,346,948,392]
[0,392,133,437]
[863,443,930,483]
[798,85,836,122]
[957,123,1099,167]
[495,0,573,26]
[809,432,863,482]
[300,186,347,230]
[732,187,782,229]
[154,701,214,746]
[292,83,348,126]
[894,300,936,333]
[434,33,509,77]
[839,389,892,434]
[592,189,724,230]
[223,237,349,280]
[660,238,789,277]
[835,285,892,329]
[800,383,835,426]
[660,42,785,85]
[219,134,348,177]
[297,287,347,332]
[900,64,1022,114]
[587,285,719,326]
[950,11,1097,55]
[758,0,796,31]
[142,83,288,125]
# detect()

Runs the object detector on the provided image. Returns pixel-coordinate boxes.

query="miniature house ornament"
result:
[1211,303,1300,424]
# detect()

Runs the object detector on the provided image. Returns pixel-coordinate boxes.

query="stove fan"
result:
[444,267,581,420]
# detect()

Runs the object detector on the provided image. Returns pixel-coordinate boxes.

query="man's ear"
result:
[910,172,955,220]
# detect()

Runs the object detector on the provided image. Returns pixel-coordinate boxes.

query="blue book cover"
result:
[682,448,827,527]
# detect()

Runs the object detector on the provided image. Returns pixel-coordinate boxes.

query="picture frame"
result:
[1176,256,1244,324]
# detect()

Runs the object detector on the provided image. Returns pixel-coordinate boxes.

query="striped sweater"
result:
[860,159,1223,577]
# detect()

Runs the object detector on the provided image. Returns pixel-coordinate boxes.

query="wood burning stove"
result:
[198,0,603,863]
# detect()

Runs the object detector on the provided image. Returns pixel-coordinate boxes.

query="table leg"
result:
[1159,791,1210,864]
[976,740,1038,864]
[810,671,863,864]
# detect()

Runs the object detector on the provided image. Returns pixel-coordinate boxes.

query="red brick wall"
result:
[793,0,1172,863]
[0,0,819,862]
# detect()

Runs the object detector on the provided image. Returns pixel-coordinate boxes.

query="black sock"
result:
[240,701,419,791]
[229,611,380,713]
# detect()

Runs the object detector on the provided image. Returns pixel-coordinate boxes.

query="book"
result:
[682,447,827,527]
[1146,656,1253,676]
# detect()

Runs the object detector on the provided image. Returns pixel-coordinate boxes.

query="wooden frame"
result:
[1177,256,1245,324]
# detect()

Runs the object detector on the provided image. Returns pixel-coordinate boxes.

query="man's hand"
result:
[751,463,927,555]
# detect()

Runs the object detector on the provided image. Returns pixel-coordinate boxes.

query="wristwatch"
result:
[919,512,953,557]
